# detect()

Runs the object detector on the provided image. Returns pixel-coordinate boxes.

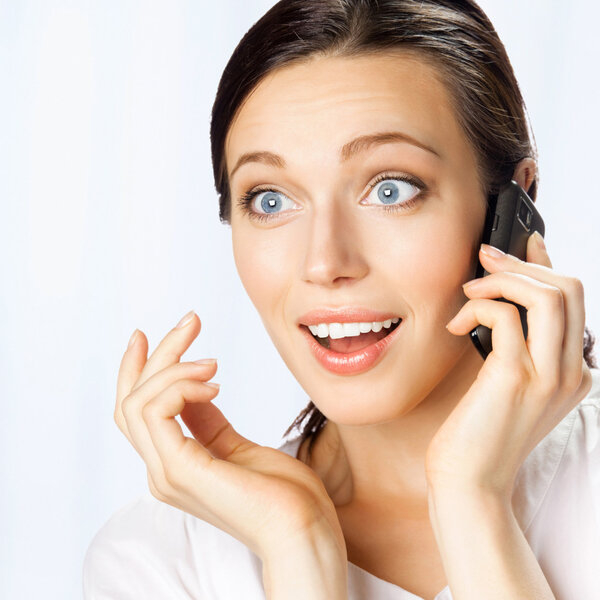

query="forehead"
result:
[225,52,473,177]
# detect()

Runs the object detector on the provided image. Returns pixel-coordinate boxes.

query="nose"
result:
[300,202,369,287]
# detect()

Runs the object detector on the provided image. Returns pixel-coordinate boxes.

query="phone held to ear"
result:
[469,180,545,360]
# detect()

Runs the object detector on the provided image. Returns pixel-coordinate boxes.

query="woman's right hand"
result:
[114,311,346,564]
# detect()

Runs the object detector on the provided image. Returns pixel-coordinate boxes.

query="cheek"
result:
[415,227,477,283]
[232,227,291,317]
[377,210,482,319]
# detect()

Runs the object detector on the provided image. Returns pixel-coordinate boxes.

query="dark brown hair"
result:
[209,0,598,460]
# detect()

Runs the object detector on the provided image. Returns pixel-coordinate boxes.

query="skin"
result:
[225,54,595,596]
[114,50,591,600]
[226,52,533,513]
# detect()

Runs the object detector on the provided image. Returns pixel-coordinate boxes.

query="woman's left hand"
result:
[425,232,593,502]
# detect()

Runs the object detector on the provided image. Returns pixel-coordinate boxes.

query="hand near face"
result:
[425,233,593,501]
[114,312,346,562]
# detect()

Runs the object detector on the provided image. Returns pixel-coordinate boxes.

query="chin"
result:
[305,325,479,426]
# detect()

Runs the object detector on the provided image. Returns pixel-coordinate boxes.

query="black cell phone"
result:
[469,180,545,360]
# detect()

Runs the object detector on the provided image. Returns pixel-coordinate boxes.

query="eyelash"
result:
[235,172,427,223]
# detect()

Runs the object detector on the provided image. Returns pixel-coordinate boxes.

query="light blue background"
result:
[1,1,599,597]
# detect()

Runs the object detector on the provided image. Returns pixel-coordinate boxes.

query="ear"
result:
[511,157,537,195]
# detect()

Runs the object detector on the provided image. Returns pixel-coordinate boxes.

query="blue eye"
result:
[237,189,297,222]
[237,172,426,223]
[256,191,293,215]
[363,174,423,209]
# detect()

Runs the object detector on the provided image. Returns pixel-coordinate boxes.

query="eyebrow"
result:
[228,131,441,181]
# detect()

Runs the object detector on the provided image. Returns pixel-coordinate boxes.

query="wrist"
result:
[262,529,348,600]
[427,477,513,512]
[426,481,555,600]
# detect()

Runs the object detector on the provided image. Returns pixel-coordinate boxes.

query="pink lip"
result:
[299,319,403,375]
[297,307,401,326]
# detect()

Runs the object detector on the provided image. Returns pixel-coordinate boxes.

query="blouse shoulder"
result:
[81,436,303,600]
[512,368,600,599]
[82,492,210,599]
[510,367,600,533]
[572,366,600,455]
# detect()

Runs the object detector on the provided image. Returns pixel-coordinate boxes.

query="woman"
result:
[83,1,600,599]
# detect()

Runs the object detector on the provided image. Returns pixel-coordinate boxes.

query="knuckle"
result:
[141,399,157,422]
[148,472,173,502]
[147,473,165,500]
[564,365,587,395]
[539,373,561,397]
[121,394,136,419]
[162,348,185,366]
[167,378,189,397]
[500,359,529,391]
[162,464,183,488]
[544,286,564,309]
[566,277,585,299]
[511,365,531,389]
[113,410,125,431]
[499,301,520,322]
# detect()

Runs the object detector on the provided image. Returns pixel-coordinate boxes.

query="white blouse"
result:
[83,368,600,600]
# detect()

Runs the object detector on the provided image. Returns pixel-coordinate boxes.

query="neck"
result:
[299,340,484,513]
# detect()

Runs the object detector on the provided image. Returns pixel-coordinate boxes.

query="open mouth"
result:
[303,319,402,354]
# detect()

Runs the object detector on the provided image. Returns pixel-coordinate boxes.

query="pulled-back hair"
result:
[210,0,597,459]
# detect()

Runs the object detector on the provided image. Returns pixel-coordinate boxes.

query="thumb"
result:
[180,400,257,461]
[526,230,552,268]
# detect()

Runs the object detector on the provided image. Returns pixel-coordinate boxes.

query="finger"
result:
[125,375,220,498]
[447,297,532,367]
[115,329,149,437]
[121,360,217,457]
[142,379,221,473]
[120,364,220,521]
[180,400,255,460]
[461,271,565,380]
[115,312,204,439]
[477,239,586,384]
[143,376,257,462]
[134,311,202,393]
[142,378,261,479]
[526,231,553,269]
[525,233,587,387]
[141,380,267,544]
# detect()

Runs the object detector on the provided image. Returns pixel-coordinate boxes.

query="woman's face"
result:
[225,52,487,426]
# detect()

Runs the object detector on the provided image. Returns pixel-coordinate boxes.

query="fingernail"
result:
[462,278,483,290]
[127,329,139,349]
[176,310,196,329]
[446,317,457,330]
[446,311,462,329]
[480,243,505,258]
[194,358,217,365]
[533,230,546,250]
[205,382,220,390]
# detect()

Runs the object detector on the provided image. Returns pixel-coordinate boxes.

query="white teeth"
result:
[329,323,345,339]
[342,322,361,337]
[307,318,401,339]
